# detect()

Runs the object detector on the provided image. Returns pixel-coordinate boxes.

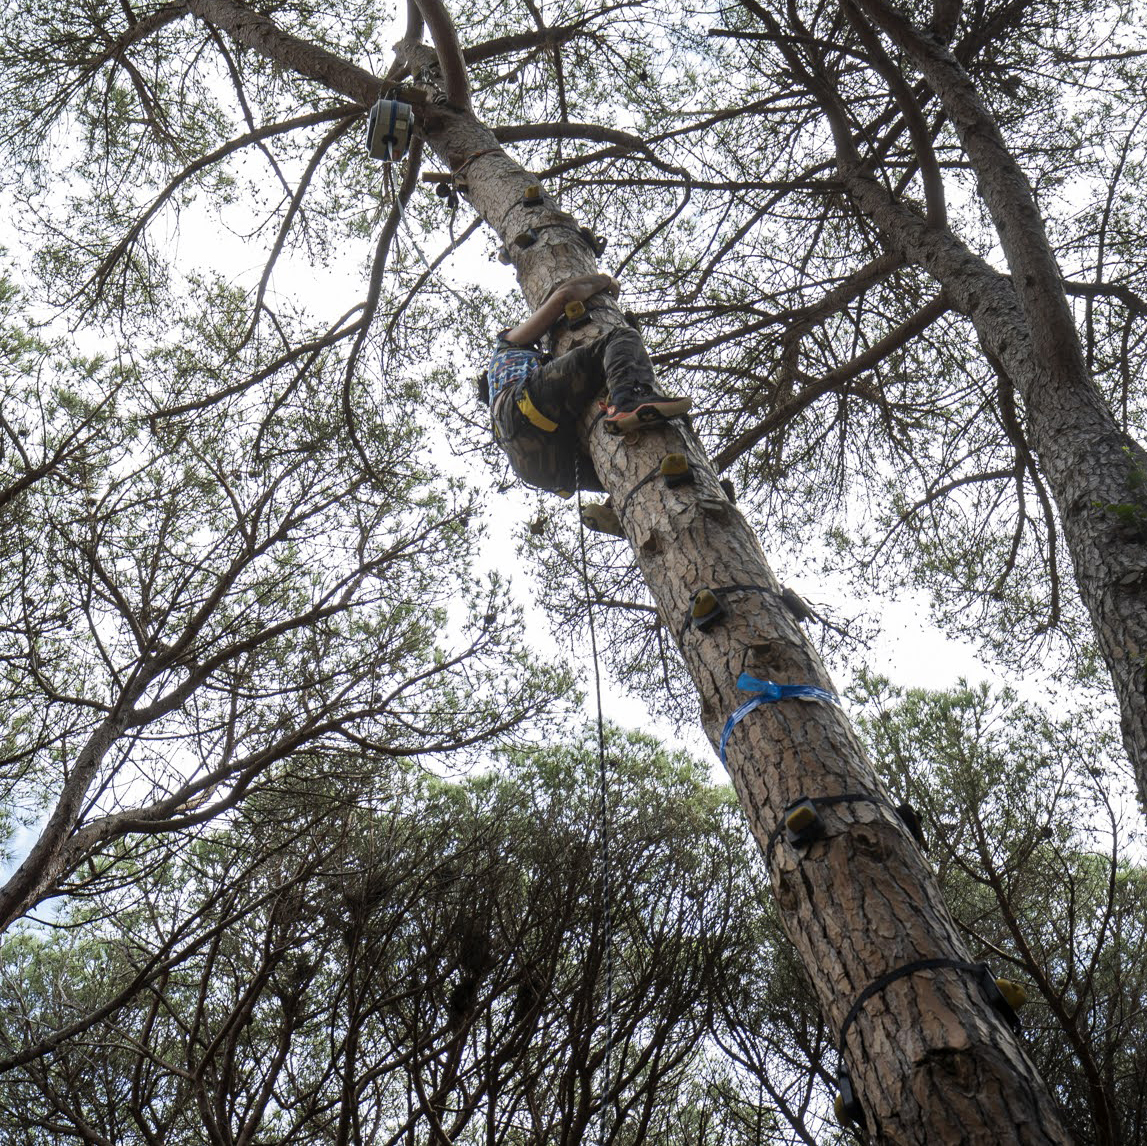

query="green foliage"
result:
[0,732,818,1144]
[0,2,1143,1141]
[0,250,574,935]
[852,674,1147,1145]
[3,0,1144,684]
[2,678,1144,1143]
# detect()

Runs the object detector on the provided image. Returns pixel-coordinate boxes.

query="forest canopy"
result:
[0,0,1145,1141]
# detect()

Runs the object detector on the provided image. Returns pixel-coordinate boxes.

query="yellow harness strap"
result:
[517,391,558,433]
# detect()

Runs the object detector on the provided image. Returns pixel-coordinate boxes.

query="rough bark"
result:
[179,5,1073,1141]
[184,0,381,103]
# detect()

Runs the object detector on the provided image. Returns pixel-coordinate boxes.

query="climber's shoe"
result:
[602,383,691,434]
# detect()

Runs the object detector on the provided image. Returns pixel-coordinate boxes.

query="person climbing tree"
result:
[482,271,691,501]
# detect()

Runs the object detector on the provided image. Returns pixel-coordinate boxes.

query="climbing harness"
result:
[516,389,559,433]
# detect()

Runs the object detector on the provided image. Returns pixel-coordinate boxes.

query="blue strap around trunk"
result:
[719,672,839,765]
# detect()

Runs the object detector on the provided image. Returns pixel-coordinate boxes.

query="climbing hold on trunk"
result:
[690,588,724,630]
[564,300,591,329]
[660,452,693,487]
[784,797,825,846]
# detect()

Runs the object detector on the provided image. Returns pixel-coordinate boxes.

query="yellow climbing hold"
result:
[692,589,719,620]
[995,979,1028,1009]
[834,1093,849,1125]
[786,802,818,836]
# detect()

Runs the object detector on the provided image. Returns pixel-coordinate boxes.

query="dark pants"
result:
[493,327,656,494]
[530,326,656,424]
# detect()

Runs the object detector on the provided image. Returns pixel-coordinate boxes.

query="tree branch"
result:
[184,0,380,104]
[410,0,472,109]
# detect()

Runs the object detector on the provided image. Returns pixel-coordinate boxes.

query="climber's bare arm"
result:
[503,274,620,346]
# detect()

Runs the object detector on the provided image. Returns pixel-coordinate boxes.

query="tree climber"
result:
[480,273,691,535]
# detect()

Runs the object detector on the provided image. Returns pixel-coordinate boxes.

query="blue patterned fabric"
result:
[486,335,544,405]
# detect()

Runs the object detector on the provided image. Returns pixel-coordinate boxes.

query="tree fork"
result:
[184,2,1071,1139]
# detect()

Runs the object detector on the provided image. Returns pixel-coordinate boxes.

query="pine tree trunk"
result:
[839,158,1147,809]
[181,2,1073,1139]
[391,101,1075,1146]
[847,0,1147,822]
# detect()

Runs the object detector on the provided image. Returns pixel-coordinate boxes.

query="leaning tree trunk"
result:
[183,1,1072,1139]
[846,0,1147,821]
[416,107,1071,1146]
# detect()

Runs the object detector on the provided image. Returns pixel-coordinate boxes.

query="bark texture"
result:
[185,5,1073,1141]
[185,0,381,103]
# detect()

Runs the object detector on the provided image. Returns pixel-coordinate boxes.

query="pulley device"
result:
[367,96,414,161]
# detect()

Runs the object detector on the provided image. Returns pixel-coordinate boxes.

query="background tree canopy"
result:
[1,704,1141,1144]
[4,0,1145,682]
[0,0,1145,1141]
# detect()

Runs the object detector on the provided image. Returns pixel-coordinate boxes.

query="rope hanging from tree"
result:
[574,471,615,1146]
